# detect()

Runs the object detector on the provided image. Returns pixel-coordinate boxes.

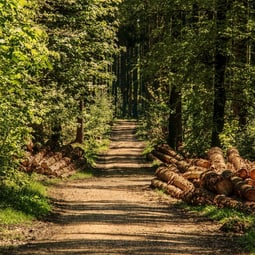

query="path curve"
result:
[4,120,243,255]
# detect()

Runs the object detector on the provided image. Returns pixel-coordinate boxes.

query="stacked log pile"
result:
[20,145,86,178]
[150,144,255,214]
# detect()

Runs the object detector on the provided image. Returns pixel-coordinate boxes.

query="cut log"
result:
[245,178,255,187]
[152,150,178,165]
[207,147,227,173]
[249,169,255,180]
[155,166,195,195]
[151,178,183,199]
[48,157,71,173]
[182,170,205,180]
[155,144,184,161]
[40,152,63,169]
[236,168,249,179]
[152,146,207,173]
[230,176,255,201]
[31,149,47,167]
[227,147,248,172]
[186,187,215,206]
[188,158,211,169]
[240,185,255,202]
[200,170,233,196]
[214,195,252,212]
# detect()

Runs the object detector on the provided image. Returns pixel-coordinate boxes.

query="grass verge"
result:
[0,171,51,225]
[180,202,255,253]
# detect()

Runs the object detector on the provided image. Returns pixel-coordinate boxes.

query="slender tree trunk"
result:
[211,0,229,147]
[167,86,183,150]
[50,123,62,149]
[75,99,84,144]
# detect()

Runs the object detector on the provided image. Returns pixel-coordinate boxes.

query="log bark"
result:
[152,150,178,165]
[249,169,255,180]
[155,166,195,195]
[188,158,211,169]
[186,187,215,206]
[227,147,248,172]
[182,170,205,180]
[147,153,162,165]
[207,147,227,173]
[155,144,184,161]
[49,157,71,173]
[31,150,47,168]
[230,176,255,201]
[245,178,255,187]
[40,152,63,169]
[151,178,183,199]
[200,170,233,195]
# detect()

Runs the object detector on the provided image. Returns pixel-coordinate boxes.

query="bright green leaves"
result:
[0,0,52,171]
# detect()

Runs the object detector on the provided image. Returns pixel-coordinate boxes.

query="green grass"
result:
[0,172,52,225]
[0,208,34,224]
[68,170,94,180]
[180,203,255,253]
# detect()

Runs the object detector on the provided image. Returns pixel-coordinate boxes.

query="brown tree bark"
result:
[200,170,233,196]
[227,147,248,172]
[207,147,227,173]
[155,166,195,195]
[75,99,85,144]
[151,178,184,199]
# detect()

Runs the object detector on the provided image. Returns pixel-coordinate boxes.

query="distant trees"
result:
[116,0,255,158]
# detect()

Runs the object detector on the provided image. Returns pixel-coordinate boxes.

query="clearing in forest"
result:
[2,120,244,255]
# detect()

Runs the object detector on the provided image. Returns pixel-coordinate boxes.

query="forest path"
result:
[4,120,244,255]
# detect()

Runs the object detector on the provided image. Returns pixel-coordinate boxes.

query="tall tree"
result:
[211,0,230,147]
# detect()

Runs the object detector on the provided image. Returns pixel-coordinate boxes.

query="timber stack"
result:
[20,144,86,178]
[150,144,255,214]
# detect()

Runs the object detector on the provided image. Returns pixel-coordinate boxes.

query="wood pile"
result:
[20,145,86,178]
[150,144,255,214]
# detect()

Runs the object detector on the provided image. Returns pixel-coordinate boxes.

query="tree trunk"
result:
[75,99,84,144]
[167,86,183,150]
[211,0,229,147]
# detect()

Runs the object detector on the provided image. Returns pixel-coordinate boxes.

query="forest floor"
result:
[0,120,248,255]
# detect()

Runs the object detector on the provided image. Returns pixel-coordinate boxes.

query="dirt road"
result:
[3,120,244,254]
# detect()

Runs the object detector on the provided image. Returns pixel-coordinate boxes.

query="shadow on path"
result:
[1,120,244,255]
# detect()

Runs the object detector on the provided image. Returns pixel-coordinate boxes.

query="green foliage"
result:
[36,0,121,147]
[0,171,51,221]
[117,0,255,157]
[0,208,33,225]
[183,203,255,252]
[240,228,255,253]
[0,0,52,172]
[83,88,114,164]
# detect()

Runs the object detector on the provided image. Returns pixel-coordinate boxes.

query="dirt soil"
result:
[1,120,247,255]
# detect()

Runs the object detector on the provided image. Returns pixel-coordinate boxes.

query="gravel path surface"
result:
[2,120,245,255]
